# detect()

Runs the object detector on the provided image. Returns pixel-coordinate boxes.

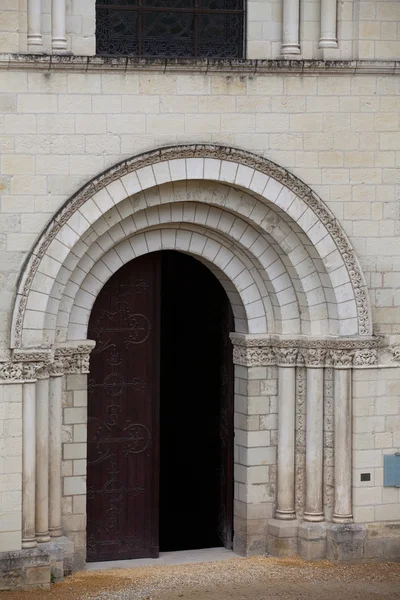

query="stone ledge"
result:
[0,54,399,75]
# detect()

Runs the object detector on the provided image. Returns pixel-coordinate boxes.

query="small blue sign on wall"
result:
[384,453,400,487]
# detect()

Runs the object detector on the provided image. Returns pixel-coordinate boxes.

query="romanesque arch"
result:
[10,145,381,564]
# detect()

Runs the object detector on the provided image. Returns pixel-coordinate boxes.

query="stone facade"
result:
[0,0,400,590]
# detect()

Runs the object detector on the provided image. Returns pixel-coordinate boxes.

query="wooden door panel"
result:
[87,254,160,562]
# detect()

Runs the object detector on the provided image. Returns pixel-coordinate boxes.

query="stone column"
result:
[281,0,301,55]
[332,351,353,523]
[36,370,51,543]
[52,0,68,53]
[22,381,37,549]
[49,369,63,537]
[275,348,298,520]
[319,0,338,48]
[27,0,44,53]
[303,349,326,522]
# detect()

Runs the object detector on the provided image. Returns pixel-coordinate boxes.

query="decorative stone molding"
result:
[12,144,372,349]
[230,334,384,367]
[1,55,399,76]
[0,342,95,381]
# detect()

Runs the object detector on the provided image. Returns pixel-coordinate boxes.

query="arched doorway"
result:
[86,250,234,562]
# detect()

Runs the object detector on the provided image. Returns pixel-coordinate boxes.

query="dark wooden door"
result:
[87,254,160,562]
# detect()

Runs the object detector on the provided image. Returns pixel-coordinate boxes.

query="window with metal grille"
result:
[96,0,245,59]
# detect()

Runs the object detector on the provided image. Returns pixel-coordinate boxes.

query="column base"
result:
[327,523,367,562]
[22,538,37,549]
[275,509,296,521]
[36,533,51,543]
[303,512,325,523]
[318,39,338,49]
[298,522,327,560]
[333,513,353,524]
[281,45,301,55]
[267,518,299,557]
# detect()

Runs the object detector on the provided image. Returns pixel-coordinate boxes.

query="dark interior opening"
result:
[159,251,233,552]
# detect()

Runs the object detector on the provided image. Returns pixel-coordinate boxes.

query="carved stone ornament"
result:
[275,347,298,366]
[0,362,23,381]
[55,343,95,374]
[330,349,355,368]
[390,345,400,363]
[301,348,327,367]
[12,145,372,349]
[353,349,378,367]
[0,360,47,381]
[232,345,276,367]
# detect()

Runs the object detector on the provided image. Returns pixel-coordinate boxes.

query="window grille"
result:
[96,0,244,59]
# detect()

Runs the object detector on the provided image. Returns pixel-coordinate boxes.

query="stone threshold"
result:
[0,54,399,75]
[85,547,240,571]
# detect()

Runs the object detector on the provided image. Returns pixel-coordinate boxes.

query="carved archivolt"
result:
[12,144,372,349]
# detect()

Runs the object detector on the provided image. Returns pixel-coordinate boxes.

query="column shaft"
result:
[319,0,338,48]
[27,0,43,52]
[304,367,324,521]
[333,368,353,522]
[49,375,63,537]
[276,366,296,519]
[52,0,68,52]
[22,382,37,549]
[281,0,301,55]
[36,377,51,542]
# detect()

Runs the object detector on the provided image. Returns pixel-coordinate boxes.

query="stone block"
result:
[0,548,50,591]
[267,519,299,557]
[234,532,266,557]
[298,522,327,560]
[326,524,367,562]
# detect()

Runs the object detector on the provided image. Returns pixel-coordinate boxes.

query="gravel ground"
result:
[4,556,400,600]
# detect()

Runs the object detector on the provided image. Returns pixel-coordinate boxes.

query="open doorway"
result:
[160,251,234,552]
[87,251,234,562]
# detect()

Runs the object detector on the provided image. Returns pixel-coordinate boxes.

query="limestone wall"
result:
[0,62,399,561]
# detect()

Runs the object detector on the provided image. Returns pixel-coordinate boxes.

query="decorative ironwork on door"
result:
[87,256,160,562]
[96,0,245,58]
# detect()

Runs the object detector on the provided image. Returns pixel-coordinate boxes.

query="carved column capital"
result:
[0,362,24,381]
[301,348,327,368]
[275,347,298,367]
[330,349,354,369]
[353,349,378,367]
[54,341,95,374]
